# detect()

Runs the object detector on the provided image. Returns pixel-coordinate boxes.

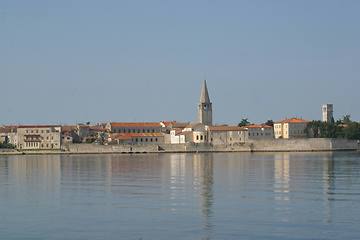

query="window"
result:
[196,135,199,140]
[200,135,203,140]
[141,138,143,142]
[150,138,153,142]
[155,138,158,142]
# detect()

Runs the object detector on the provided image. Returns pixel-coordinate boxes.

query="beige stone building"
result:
[274,118,309,139]
[208,126,247,146]
[244,124,274,140]
[17,125,61,150]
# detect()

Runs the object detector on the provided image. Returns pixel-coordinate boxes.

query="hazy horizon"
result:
[1,1,359,125]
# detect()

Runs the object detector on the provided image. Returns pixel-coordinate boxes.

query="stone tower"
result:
[322,104,334,123]
[198,80,213,125]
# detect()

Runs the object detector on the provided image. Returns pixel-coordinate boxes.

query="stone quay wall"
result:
[62,138,359,154]
[1,139,358,155]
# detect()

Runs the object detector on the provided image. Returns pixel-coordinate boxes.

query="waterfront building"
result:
[169,129,186,144]
[198,80,213,126]
[61,125,80,144]
[17,125,61,150]
[208,126,247,146]
[244,124,274,140]
[274,118,309,139]
[182,123,209,144]
[106,121,174,135]
[108,133,164,144]
[0,126,18,146]
[322,104,334,123]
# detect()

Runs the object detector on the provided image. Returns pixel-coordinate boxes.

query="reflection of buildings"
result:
[322,153,335,223]
[168,153,214,236]
[274,153,290,201]
[5,155,61,195]
[193,153,214,233]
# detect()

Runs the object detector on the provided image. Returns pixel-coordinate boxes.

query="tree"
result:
[238,118,250,127]
[342,115,351,124]
[265,120,274,127]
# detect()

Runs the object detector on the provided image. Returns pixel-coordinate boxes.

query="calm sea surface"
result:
[1,152,360,240]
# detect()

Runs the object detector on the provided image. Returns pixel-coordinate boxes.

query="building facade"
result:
[208,126,247,146]
[0,126,18,146]
[17,125,61,150]
[245,124,274,140]
[274,118,309,139]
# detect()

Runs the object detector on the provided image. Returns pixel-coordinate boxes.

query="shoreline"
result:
[1,139,359,156]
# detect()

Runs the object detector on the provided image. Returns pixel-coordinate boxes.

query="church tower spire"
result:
[198,80,213,125]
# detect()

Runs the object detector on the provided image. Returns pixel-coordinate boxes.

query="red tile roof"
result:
[209,126,246,132]
[276,118,309,124]
[110,122,162,128]
[245,124,273,129]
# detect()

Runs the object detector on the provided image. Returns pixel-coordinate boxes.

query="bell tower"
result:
[198,80,213,125]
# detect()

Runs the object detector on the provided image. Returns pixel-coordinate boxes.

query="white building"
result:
[274,118,309,139]
[17,125,61,150]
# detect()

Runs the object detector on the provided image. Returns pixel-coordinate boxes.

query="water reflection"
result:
[323,154,335,223]
[274,153,290,201]
[1,152,360,240]
[194,153,214,238]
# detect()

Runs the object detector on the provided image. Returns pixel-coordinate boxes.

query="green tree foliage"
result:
[265,120,274,127]
[238,118,251,127]
[305,115,360,140]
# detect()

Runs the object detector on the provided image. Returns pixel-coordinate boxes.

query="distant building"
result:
[274,118,309,139]
[106,122,173,134]
[208,126,247,146]
[183,123,209,144]
[109,133,164,144]
[17,125,61,150]
[244,124,274,140]
[0,126,18,146]
[169,129,186,144]
[198,80,213,126]
[105,122,181,145]
[322,104,334,123]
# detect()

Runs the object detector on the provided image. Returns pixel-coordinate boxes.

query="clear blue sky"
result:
[1,0,359,125]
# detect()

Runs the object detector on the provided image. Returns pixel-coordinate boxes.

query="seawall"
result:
[1,139,358,155]
[63,138,359,154]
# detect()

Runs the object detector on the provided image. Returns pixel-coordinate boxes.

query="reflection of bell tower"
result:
[198,80,213,126]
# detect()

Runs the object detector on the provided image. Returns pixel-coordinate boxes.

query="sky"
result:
[1,0,359,125]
